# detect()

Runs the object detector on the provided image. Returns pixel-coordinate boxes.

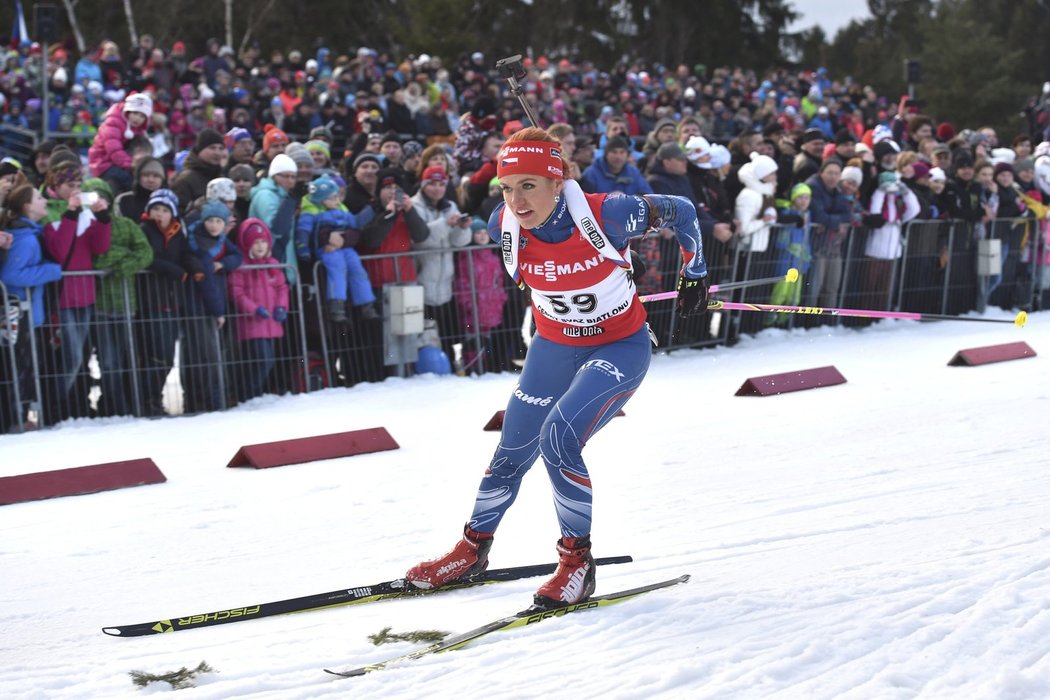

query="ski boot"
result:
[406,524,493,589]
[533,536,595,608]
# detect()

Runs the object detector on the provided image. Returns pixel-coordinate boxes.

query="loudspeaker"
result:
[34,3,59,44]
[904,59,922,84]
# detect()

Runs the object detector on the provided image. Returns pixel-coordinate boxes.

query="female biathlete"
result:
[406,127,709,608]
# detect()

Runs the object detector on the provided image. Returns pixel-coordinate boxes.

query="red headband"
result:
[496,141,564,180]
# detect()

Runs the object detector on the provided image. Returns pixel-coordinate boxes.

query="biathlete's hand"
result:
[677,274,709,318]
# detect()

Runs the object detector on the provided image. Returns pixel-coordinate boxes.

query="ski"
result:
[324,574,690,678]
[100,555,633,637]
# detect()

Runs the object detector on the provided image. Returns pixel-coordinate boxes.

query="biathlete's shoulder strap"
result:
[499,180,631,289]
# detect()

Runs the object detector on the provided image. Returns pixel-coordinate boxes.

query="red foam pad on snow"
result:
[735,365,847,396]
[947,341,1036,366]
[483,408,625,431]
[227,428,399,468]
[0,459,166,506]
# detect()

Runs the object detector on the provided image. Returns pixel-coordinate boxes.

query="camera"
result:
[80,191,99,207]
[496,55,527,82]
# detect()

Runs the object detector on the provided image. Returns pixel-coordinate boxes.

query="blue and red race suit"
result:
[468,192,705,537]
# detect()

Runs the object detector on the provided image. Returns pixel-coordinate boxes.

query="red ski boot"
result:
[534,536,596,608]
[406,525,493,589]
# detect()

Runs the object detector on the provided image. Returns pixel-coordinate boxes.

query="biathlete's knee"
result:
[484,448,540,481]
[538,410,585,469]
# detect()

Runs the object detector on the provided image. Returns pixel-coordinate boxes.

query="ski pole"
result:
[640,268,799,303]
[706,300,1028,327]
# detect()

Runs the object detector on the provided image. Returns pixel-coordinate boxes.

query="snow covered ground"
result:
[1,309,1048,700]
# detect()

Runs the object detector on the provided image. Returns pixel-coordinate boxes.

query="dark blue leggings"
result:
[469,325,652,538]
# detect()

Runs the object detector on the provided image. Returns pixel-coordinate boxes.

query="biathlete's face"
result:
[500,174,563,229]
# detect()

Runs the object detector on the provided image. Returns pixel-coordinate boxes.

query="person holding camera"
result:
[358,168,428,292]
[405,127,709,609]
[411,166,472,365]
[42,163,112,424]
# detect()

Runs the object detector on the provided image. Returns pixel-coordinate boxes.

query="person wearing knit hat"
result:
[309,126,334,144]
[379,130,403,167]
[200,199,230,227]
[284,143,316,181]
[206,177,236,205]
[266,153,297,179]
[45,161,83,224]
[306,174,340,207]
[801,128,826,146]
[841,165,864,188]
[951,150,975,172]
[401,140,424,184]
[343,152,383,212]
[225,126,253,152]
[305,139,332,168]
[766,181,813,323]
[41,163,114,417]
[225,163,256,224]
[911,161,932,181]
[735,151,780,256]
[684,135,713,167]
[862,163,921,317]
[249,153,300,281]
[225,126,256,169]
[194,128,225,155]
[874,139,901,172]
[297,173,378,322]
[171,127,227,211]
[928,167,947,197]
[87,92,153,193]
[0,156,23,179]
[790,182,812,202]
[85,174,153,417]
[225,216,289,402]
[580,133,651,195]
[352,151,381,173]
[420,165,448,185]
[871,124,894,145]
[182,187,244,414]
[146,188,179,218]
[402,140,424,161]
[261,124,289,159]
[0,157,23,207]
[793,128,829,183]
[410,154,472,355]
[935,122,956,143]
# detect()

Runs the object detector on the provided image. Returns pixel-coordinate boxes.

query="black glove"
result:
[676,274,709,317]
[862,213,886,228]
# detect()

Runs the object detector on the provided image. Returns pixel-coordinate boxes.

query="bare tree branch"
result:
[123,0,138,47]
[61,0,86,53]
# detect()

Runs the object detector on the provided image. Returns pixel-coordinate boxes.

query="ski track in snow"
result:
[0,311,1048,699]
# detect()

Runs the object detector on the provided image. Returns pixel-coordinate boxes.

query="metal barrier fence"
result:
[1,216,1045,434]
[0,124,38,163]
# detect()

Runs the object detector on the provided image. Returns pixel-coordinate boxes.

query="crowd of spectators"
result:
[1,34,1049,431]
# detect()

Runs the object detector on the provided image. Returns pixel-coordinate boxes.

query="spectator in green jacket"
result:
[84,178,154,417]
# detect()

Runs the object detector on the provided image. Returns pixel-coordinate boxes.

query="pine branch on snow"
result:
[369,626,449,645]
[129,661,215,690]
